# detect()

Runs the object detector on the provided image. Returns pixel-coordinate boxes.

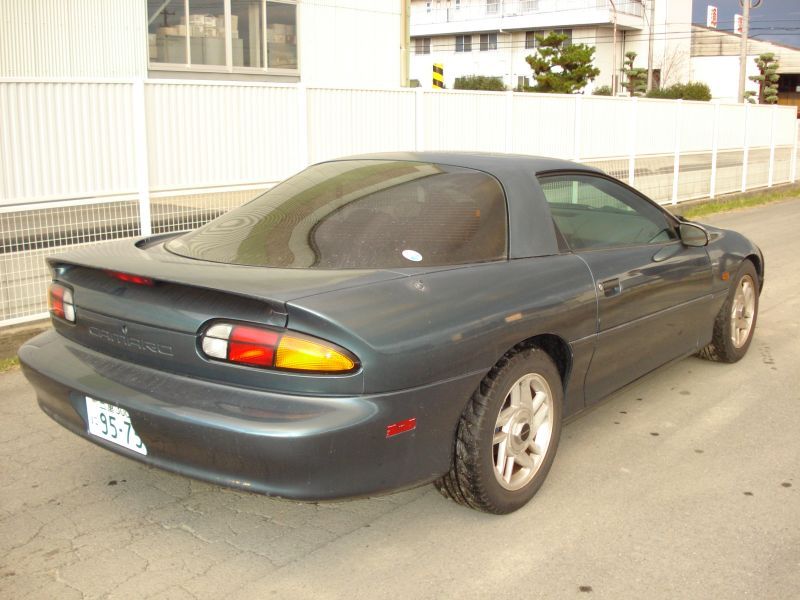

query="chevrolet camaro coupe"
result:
[19,153,763,514]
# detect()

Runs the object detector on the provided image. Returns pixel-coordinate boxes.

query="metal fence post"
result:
[296,83,309,171]
[132,79,151,236]
[628,97,638,186]
[415,88,425,151]
[709,100,720,199]
[767,103,777,188]
[741,102,750,193]
[671,99,682,205]
[573,94,582,161]
[505,90,514,153]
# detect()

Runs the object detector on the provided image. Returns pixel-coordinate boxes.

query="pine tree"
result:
[622,51,648,96]
[746,53,780,104]
[525,32,600,94]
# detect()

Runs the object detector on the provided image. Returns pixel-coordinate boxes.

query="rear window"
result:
[166,160,508,269]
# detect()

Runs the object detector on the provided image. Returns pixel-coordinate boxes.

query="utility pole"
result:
[737,2,750,102]
[646,0,655,92]
[610,0,618,93]
[738,0,762,102]
[401,0,410,86]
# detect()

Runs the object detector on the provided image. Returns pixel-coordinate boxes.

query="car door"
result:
[538,173,713,405]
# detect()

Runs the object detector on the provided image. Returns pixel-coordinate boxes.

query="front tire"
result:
[698,260,759,363]
[435,347,563,514]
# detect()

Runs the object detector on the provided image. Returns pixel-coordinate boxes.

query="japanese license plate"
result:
[85,397,147,455]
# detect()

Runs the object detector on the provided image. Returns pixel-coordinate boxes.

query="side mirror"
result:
[679,222,709,247]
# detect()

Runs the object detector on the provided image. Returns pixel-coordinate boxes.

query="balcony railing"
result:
[411,0,644,27]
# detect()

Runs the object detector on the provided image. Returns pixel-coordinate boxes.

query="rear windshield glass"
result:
[166,160,508,269]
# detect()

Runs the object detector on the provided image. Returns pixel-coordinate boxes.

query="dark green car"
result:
[19,153,763,513]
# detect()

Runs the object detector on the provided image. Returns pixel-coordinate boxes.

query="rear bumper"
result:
[19,330,481,500]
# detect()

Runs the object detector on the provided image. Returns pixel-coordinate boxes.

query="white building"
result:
[0,0,402,88]
[691,24,800,107]
[410,0,692,92]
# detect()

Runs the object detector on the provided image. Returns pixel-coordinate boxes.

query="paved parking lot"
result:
[1,199,798,600]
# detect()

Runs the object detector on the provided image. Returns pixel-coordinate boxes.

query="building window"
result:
[147,0,297,72]
[525,28,571,50]
[456,35,472,53]
[426,1,431,13]
[486,1,499,15]
[480,33,497,51]
[415,37,432,55]
[554,28,572,46]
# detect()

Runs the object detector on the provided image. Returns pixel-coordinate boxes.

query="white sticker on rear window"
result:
[402,249,423,262]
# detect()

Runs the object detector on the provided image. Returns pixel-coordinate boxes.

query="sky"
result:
[692,0,800,48]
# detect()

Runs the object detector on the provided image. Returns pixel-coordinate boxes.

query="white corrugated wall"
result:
[0,0,147,78]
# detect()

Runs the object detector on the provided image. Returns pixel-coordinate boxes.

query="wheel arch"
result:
[744,253,764,293]
[502,333,573,393]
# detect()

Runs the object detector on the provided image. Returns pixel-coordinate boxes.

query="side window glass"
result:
[539,175,677,250]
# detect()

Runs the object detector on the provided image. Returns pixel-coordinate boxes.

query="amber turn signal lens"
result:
[276,335,356,373]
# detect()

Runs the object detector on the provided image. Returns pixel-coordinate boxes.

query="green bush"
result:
[592,85,612,96]
[681,81,712,101]
[646,81,711,101]
[454,75,507,91]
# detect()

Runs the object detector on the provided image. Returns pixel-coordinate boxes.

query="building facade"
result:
[0,0,402,87]
[691,24,800,108]
[409,0,692,93]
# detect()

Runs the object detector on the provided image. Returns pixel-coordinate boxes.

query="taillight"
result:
[105,270,154,286]
[48,283,75,323]
[200,323,358,374]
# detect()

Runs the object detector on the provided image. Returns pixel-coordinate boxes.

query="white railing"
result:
[411,0,643,26]
[0,79,797,325]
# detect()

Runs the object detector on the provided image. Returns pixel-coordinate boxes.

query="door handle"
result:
[598,278,621,297]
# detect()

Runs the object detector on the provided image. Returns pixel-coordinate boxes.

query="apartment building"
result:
[410,0,692,92]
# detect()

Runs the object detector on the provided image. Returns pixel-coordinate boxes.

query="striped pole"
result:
[433,63,444,89]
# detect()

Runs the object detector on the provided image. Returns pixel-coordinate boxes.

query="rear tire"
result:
[698,260,759,363]
[435,347,563,514]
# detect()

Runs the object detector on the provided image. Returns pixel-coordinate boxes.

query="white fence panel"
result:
[424,90,507,153]
[717,103,747,150]
[512,93,576,159]
[774,107,796,146]
[145,81,302,192]
[746,104,774,149]
[635,99,677,156]
[578,96,630,159]
[307,88,416,163]
[679,102,716,154]
[0,82,137,205]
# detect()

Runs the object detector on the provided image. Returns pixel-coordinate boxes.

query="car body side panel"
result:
[578,243,714,403]
[286,254,598,416]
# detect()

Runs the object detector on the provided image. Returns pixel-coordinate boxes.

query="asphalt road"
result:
[1,199,798,600]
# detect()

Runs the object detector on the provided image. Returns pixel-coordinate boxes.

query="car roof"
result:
[329,152,604,259]
[336,151,603,176]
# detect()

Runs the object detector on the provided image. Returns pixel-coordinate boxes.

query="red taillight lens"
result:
[105,270,154,286]
[228,326,280,367]
[48,283,75,322]
[200,322,358,373]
